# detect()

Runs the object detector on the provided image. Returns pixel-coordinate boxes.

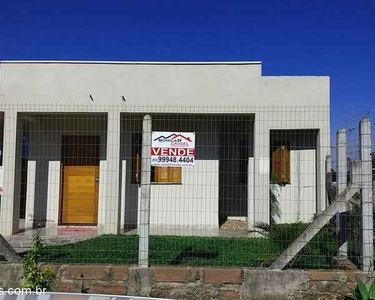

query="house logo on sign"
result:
[153,133,193,147]
[152,132,195,149]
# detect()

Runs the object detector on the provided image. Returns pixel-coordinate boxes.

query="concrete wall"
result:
[0,62,328,107]
[148,160,219,228]
[0,263,370,300]
[276,150,316,223]
[0,113,3,166]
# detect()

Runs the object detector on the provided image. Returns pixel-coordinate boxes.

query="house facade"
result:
[0,61,330,236]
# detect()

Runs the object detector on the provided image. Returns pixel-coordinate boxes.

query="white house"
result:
[0,61,330,236]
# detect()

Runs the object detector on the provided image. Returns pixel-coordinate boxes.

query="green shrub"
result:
[258,222,338,268]
[346,201,375,258]
[270,173,282,225]
[346,280,375,300]
[21,233,55,291]
[267,223,308,251]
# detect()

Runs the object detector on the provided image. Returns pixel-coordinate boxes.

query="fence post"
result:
[138,115,152,267]
[0,109,18,235]
[337,129,348,256]
[359,117,373,271]
[0,234,21,263]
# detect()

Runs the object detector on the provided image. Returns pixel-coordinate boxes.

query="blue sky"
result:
[1,0,374,142]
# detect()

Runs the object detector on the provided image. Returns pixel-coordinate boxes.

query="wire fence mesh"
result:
[0,104,373,270]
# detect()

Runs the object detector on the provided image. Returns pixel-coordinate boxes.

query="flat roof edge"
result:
[0,60,262,65]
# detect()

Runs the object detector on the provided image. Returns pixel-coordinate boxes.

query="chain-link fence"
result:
[0,104,373,270]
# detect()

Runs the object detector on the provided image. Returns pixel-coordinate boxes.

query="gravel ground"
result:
[220,219,248,230]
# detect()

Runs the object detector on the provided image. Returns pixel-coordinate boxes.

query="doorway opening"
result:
[60,135,100,225]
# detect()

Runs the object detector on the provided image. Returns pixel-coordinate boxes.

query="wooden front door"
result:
[60,135,100,225]
[61,166,99,224]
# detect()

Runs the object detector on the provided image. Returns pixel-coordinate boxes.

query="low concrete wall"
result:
[276,149,316,223]
[138,160,219,229]
[0,263,372,300]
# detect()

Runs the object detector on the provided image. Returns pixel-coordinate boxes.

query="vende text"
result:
[151,148,195,157]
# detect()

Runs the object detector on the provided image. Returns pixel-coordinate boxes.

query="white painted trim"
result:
[25,161,36,229]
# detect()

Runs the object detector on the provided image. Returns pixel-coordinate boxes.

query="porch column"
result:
[247,157,255,231]
[98,160,107,230]
[46,161,61,227]
[253,112,270,227]
[102,111,121,234]
[0,109,19,235]
[120,160,127,231]
[25,160,36,229]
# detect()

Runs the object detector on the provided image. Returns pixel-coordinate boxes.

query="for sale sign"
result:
[151,132,195,167]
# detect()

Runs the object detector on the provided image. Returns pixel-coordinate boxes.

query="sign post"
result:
[139,115,152,268]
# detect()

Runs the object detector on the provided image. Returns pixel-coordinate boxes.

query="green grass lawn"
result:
[39,234,276,267]
[38,223,349,268]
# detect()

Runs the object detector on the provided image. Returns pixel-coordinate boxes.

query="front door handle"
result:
[95,178,99,183]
